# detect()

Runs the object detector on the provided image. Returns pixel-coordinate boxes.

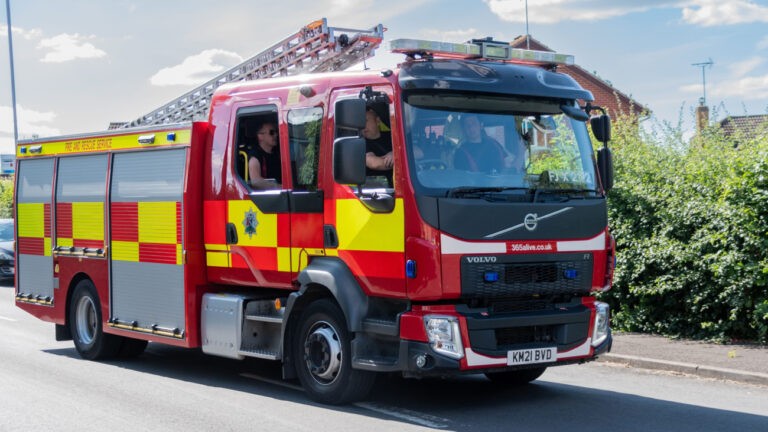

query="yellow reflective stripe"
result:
[227,200,277,247]
[205,243,229,251]
[138,201,177,244]
[206,251,231,267]
[277,247,291,272]
[17,128,192,158]
[58,238,73,247]
[72,202,104,240]
[17,203,45,238]
[336,198,404,252]
[177,244,183,265]
[44,237,52,257]
[112,240,139,262]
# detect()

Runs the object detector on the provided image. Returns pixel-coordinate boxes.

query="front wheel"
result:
[485,367,547,385]
[293,299,375,404]
[69,279,122,360]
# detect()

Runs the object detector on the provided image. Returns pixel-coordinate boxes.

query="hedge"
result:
[601,114,768,343]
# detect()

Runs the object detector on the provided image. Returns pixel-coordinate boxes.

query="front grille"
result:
[460,253,593,299]
[505,263,558,284]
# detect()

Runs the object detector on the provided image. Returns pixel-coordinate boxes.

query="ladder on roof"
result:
[123,18,384,128]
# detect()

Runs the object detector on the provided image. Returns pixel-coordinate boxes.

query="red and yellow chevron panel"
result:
[56,202,105,249]
[17,203,52,256]
[111,201,182,265]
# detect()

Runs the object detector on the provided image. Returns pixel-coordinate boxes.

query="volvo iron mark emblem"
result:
[485,207,574,238]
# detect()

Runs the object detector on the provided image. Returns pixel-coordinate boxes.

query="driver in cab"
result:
[454,114,520,173]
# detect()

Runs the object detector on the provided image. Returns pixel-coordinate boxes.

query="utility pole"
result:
[5,0,19,145]
[524,0,530,49]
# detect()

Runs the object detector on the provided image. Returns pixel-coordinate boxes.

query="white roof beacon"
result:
[389,37,574,68]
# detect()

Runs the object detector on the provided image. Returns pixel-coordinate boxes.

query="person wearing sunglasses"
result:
[248,122,282,190]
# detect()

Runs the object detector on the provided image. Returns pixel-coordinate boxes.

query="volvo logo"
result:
[524,213,538,231]
[466,256,497,263]
[484,207,574,238]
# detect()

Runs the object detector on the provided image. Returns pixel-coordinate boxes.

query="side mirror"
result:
[597,147,613,192]
[335,99,366,130]
[560,104,589,122]
[333,137,366,185]
[590,114,611,143]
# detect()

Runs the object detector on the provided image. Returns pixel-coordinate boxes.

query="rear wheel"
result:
[69,279,122,360]
[293,299,375,404]
[485,367,547,385]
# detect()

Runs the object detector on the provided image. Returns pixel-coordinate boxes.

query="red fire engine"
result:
[15,19,615,404]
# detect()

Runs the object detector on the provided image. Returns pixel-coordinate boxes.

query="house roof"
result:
[719,114,768,139]
[510,35,650,119]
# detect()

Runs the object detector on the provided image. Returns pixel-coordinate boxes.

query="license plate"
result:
[507,347,557,366]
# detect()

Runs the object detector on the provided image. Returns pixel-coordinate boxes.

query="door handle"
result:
[226,223,238,244]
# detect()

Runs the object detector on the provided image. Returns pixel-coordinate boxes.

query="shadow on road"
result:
[43,343,768,431]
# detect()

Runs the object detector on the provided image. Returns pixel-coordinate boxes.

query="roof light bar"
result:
[390,38,574,66]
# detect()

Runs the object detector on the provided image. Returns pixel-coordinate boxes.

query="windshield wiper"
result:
[446,186,530,198]
[532,187,601,202]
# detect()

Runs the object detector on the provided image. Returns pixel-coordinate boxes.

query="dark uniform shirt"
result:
[453,136,506,172]
[251,144,282,184]
[365,133,393,187]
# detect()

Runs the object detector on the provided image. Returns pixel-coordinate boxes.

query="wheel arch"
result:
[281,257,368,380]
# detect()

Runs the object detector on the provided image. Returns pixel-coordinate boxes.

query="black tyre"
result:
[293,299,375,404]
[485,367,547,385]
[118,338,148,358]
[69,279,122,360]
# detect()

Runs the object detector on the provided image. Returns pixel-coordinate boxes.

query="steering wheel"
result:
[416,159,447,171]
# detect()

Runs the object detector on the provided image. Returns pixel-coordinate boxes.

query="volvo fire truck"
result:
[15,19,615,404]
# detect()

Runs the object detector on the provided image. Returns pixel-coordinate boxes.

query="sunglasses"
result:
[259,129,277,136]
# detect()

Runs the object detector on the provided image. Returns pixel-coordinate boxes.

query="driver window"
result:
[235,110,282,190]
[362,103,393,189]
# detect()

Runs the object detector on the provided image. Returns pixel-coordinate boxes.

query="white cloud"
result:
[149,49,244,87]
[483,0,768,26]
[37,33,106,63]
[682,0,768,26]
[757,35,768,50]
[483,0,666,24]
[711,74,768,100]
[729,57,765,78]
[0,25,42,40]
[0,105,61,138]
[418,28,484,42]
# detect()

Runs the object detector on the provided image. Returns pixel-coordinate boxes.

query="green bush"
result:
[0,179,12,218]
[602,113,768,343]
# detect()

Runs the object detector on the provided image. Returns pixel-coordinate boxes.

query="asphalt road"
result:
[2,283,767,432]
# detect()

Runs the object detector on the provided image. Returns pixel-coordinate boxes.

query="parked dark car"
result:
[0,219,14,282]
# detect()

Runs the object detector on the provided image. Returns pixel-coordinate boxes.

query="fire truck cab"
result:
[15,36,614,405]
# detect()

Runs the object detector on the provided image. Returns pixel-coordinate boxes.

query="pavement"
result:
[598,332,768,386]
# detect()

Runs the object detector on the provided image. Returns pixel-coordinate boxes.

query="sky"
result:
[1,0,767,154]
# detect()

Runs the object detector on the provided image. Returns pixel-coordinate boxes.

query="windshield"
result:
[403,93,598,198]
[0,220,13,242]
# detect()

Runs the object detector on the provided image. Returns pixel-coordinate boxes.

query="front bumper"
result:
[396,331,611,378]
[353,301,612,377]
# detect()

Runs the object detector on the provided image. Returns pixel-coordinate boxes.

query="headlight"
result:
[591,301,610,347]
[424,316,464,359]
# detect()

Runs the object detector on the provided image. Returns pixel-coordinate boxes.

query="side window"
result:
[361,102,393,190]
[234,107,282,190]
[288,107,322,191]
